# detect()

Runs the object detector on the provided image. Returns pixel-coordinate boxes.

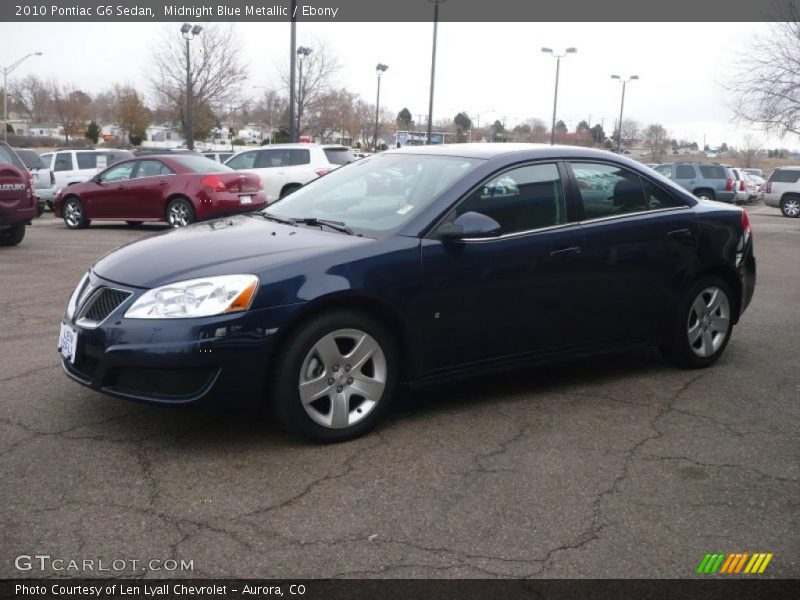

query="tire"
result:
[780,195,800,218]
[272,309,399,443]
[166,197,195,228]
[62,197,89,229]
[280,184,302,199]
[0,223,25,246]
[662,277,734,369]
[125,221,145,227]
[693,189,715,201]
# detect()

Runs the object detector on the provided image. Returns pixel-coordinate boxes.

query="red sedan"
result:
[54,155,267,229]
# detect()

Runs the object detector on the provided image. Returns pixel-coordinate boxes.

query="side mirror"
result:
[93,174,104,184]
[436,211,502,241]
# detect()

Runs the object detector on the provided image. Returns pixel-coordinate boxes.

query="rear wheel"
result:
[662,277,734,368]
[166,197,195,228]
[694,189,715,201]
[272,309,398,443]
[780,195,800,218]
[63,197,89,229]
[0,223,25,246]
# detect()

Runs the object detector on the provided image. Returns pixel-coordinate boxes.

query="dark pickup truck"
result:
[0,142,37,246]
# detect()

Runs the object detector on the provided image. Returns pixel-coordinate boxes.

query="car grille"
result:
[77,288,131,325]
[108,368,217,400]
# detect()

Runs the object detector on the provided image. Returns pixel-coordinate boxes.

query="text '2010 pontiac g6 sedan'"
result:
[58,144,755,442]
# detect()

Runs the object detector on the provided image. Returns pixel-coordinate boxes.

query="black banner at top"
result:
[0,0,797,22]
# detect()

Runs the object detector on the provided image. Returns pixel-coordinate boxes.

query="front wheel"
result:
[0,223,25,246]
[780,195,800,218]
[662,277,734,368]
[272,310,398,443]
[62,197,89,229]
[166,197,195,228]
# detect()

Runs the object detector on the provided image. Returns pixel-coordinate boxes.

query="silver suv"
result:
[652,162,736,203]
[764,167,800,218]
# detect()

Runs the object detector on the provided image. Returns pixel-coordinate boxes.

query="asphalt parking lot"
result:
[1,206,798,579]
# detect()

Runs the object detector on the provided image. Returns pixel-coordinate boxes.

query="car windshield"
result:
[15,149,44,169]
[171,155,234,173]
[323,147,356,165]
[264,153,485,236]
[0,145,25,169]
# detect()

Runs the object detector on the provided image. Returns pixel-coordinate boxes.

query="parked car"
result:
[743,168,764,178]
[730,167,756,204]
[745,173,765,202]
[0,142,37,246]
[132,148,201,157]
[764,166,800,217]
[58,144,756,442]
[653,162,737,202]
[203,151,235,163]
[54,154,266,229]
[224,144,356,202]
[14,148,54,214]
[39,149,134,193]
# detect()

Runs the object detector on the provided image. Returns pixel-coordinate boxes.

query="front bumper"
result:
[59,274,302,406]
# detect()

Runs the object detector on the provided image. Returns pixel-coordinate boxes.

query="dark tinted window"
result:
[699,165,726,179]
[226,151,258,170]
[103,151,134,165]
[675,165,695,179]
[642,178,685,210]
[219,153,233,162]
[289,149,310,166]
[654,164,672,178]
[14,149,44,169]
[324,147,355,165]
[255,149,310,168]
[456,163,565,235]
[54,152,74,172]
[0,145,25,169]
[171,155,232,174]
[76,152,97,169]
[135,160,175,178]
[769,169,800,183]
[571,162,647,219]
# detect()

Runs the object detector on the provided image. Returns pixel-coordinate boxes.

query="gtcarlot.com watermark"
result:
[14,554,194,573]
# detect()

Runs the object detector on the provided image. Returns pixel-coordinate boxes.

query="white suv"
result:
[224,144,355,202]
[764,166,800,218]
[39,149,134,195]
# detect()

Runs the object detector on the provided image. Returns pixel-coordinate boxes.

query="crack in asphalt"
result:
[642,454,800,483]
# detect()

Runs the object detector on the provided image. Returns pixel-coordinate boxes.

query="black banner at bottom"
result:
[2,579,799,600]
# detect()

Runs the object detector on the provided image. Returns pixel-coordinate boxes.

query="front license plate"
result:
[58,322,78,364]
[240,195,252,204]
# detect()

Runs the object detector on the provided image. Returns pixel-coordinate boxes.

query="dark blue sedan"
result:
[59,144,756,442]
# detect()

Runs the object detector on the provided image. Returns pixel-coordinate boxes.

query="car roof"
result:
[386,143,643,162]
[774,165,800,170]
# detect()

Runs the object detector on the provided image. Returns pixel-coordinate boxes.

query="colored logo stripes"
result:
[696,552,773,574]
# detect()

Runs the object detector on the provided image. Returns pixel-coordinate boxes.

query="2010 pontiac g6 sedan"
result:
[58,144,756,442]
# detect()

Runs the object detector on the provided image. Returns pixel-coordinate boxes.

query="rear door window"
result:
[99,162,136,183]
[769,169,800,183]
[135,160,174,178]
[570,162,648,219]
[54,152,74,172]
[699,165,726,179]
[76,152,97,169]
[288,149,310,166]
[0,145,25,169]
[675,165,695,179]
[226,151,258,170]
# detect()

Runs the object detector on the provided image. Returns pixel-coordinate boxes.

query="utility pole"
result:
[289,1,297,143]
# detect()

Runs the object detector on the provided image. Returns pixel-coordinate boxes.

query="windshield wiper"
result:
[294,218,355,235]
[253,212,297,226]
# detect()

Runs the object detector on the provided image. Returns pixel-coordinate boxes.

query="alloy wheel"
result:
[298,328,387,429]
[782,198,800,217]
[168,202,190,227]
[687,286,730,358]
[64,200,82,228]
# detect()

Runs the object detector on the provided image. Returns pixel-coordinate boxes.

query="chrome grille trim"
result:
[76,287,132,327]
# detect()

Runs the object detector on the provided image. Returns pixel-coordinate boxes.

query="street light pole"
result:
[296,46,312,139]
[427,0,446,145]
[2,51,42,142]
[542,47,576,145]
[181,23,202,150]
[611,74,639,153]
[289,0,297,143]
[373,64,388,152]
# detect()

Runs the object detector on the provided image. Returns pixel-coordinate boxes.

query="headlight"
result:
[124,275,259,319]
[66,272,90,319]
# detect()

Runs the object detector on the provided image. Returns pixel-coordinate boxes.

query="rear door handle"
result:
[550,246,582,257]
[158,180,168,186]
[668,228,695,240]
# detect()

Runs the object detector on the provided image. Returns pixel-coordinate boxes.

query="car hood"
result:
[92,214,371,289]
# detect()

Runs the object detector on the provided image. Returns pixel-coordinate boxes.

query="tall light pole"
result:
[541,47,576,145]
[427,0,446,145]
[373,64,389,152]
[611,74,639,152]
[253,86,275,144]
[180,23,202,150]
[296,46,312,139]
[2,51,42,142]
[289,1,297,143]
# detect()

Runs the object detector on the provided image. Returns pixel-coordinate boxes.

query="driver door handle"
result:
[550,246,582,257]
[668,228,694,240]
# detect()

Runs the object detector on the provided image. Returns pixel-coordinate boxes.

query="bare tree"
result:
[642,123,670,162]
[734,134,763,168]
[90,90,117,124]
[279,38,341,136]
[252,89,288,142]
[150,24,248,142]
[49,81,90,142]
[114,84,150,144]
[730,1,800,136]
[9,74,51,124]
